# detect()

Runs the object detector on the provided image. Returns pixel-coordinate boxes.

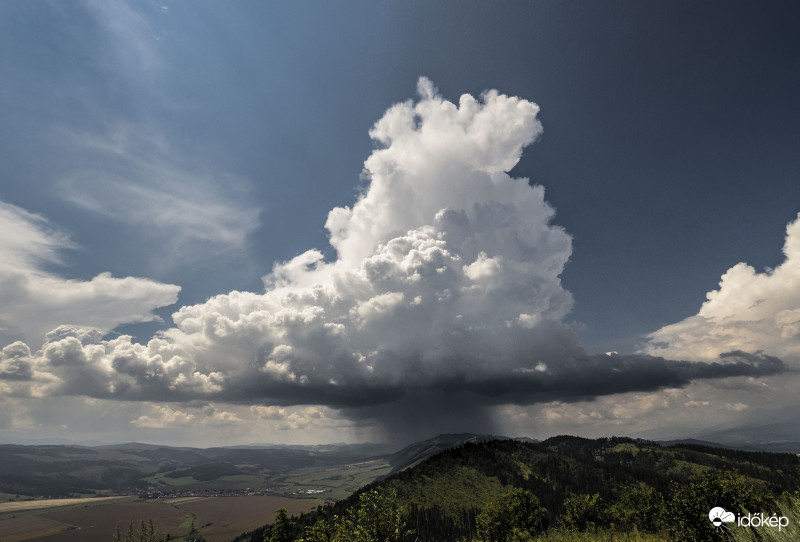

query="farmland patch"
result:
[178,496,321,542]
[0,495,322,542]
[0,515,74,542]
[35,501,187,542]
[0,502,184,542]
[0,496,129,515]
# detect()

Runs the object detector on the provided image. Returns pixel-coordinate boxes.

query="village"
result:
[134,486,331,501]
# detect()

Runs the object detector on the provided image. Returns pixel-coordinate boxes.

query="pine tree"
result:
[266,507,295,542]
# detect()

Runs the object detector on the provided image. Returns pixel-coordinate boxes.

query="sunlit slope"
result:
[268,436,800,542]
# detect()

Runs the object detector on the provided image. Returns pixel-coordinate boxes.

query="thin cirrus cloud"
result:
[46,2,260,261]
[93,1,163,75]
[56,121,261,253]
[0,200,180,348]
[0,79,784,438]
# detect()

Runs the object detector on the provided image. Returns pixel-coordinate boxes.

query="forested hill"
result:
[386,433,522,474]
[237,435,800,542]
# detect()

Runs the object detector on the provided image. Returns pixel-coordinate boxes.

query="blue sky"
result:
[1,1,799,446]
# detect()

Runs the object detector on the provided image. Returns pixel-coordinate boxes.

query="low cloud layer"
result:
[647,214,800,362]
[1,79,785,440]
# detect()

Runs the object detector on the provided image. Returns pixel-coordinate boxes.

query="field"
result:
[0,515,72,542]
[182,495,321,542]
[0,495,320,542]
[0,496,129,514]
[0,501,186,542]
[274,459,392,501]
[143,472,266,491]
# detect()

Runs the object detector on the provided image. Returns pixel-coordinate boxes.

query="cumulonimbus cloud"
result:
[0,79,784,422]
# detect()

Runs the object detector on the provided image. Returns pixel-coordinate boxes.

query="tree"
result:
[476,487,548,542]
[343,488,408,542]
[113,520,157,542]
[300,488,409,542]
[300,517,337,542]
[667,471,769,542]
[139,519,156,542]
[610,482,665,532]
[562,493,606,531]
[266,508,295,542]
[185,523,206,542]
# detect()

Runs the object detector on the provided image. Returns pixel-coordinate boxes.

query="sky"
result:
[1,1,800,447]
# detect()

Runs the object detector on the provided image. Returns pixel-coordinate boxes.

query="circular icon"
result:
[709,507,735,527]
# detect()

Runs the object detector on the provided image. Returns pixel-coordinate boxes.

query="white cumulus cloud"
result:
[0,201,180,346]
[646,213,800,362]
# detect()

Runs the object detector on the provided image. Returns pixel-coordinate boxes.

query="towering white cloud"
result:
[1,80,782,441]
[0,201,180,346]
[647,213,800,362]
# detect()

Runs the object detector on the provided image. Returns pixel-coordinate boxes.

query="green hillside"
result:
[238,436,800,542]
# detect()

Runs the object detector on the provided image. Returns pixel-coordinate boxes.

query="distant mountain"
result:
[95,441,171,451]
[656,435,800,454]
[238,442,393,455]
[663,405,800,454]
[386,432,542,473]
[387,433,504,473]
[0,437,114,446]
[0,441,386,498]
[692,424,800,453]
[656,438,740,449]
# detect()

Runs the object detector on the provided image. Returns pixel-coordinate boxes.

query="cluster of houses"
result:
[135,487,266,499]
[132,486,332,500]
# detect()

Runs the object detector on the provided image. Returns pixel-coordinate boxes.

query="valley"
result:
[3,434,800,542]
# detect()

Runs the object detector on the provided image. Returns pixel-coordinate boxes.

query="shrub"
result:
[563,493,606,531]
[476,487,548,542]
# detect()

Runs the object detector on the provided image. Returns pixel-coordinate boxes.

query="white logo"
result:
[708,507,789,532]
[709,507,735,529]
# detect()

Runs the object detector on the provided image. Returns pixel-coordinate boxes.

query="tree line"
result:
[258,475,799,542]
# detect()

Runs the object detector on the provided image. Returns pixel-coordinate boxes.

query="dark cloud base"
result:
[335,350,786,445]
[223,350,785,407]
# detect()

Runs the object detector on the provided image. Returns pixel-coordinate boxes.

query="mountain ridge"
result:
[240,434,800,542]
